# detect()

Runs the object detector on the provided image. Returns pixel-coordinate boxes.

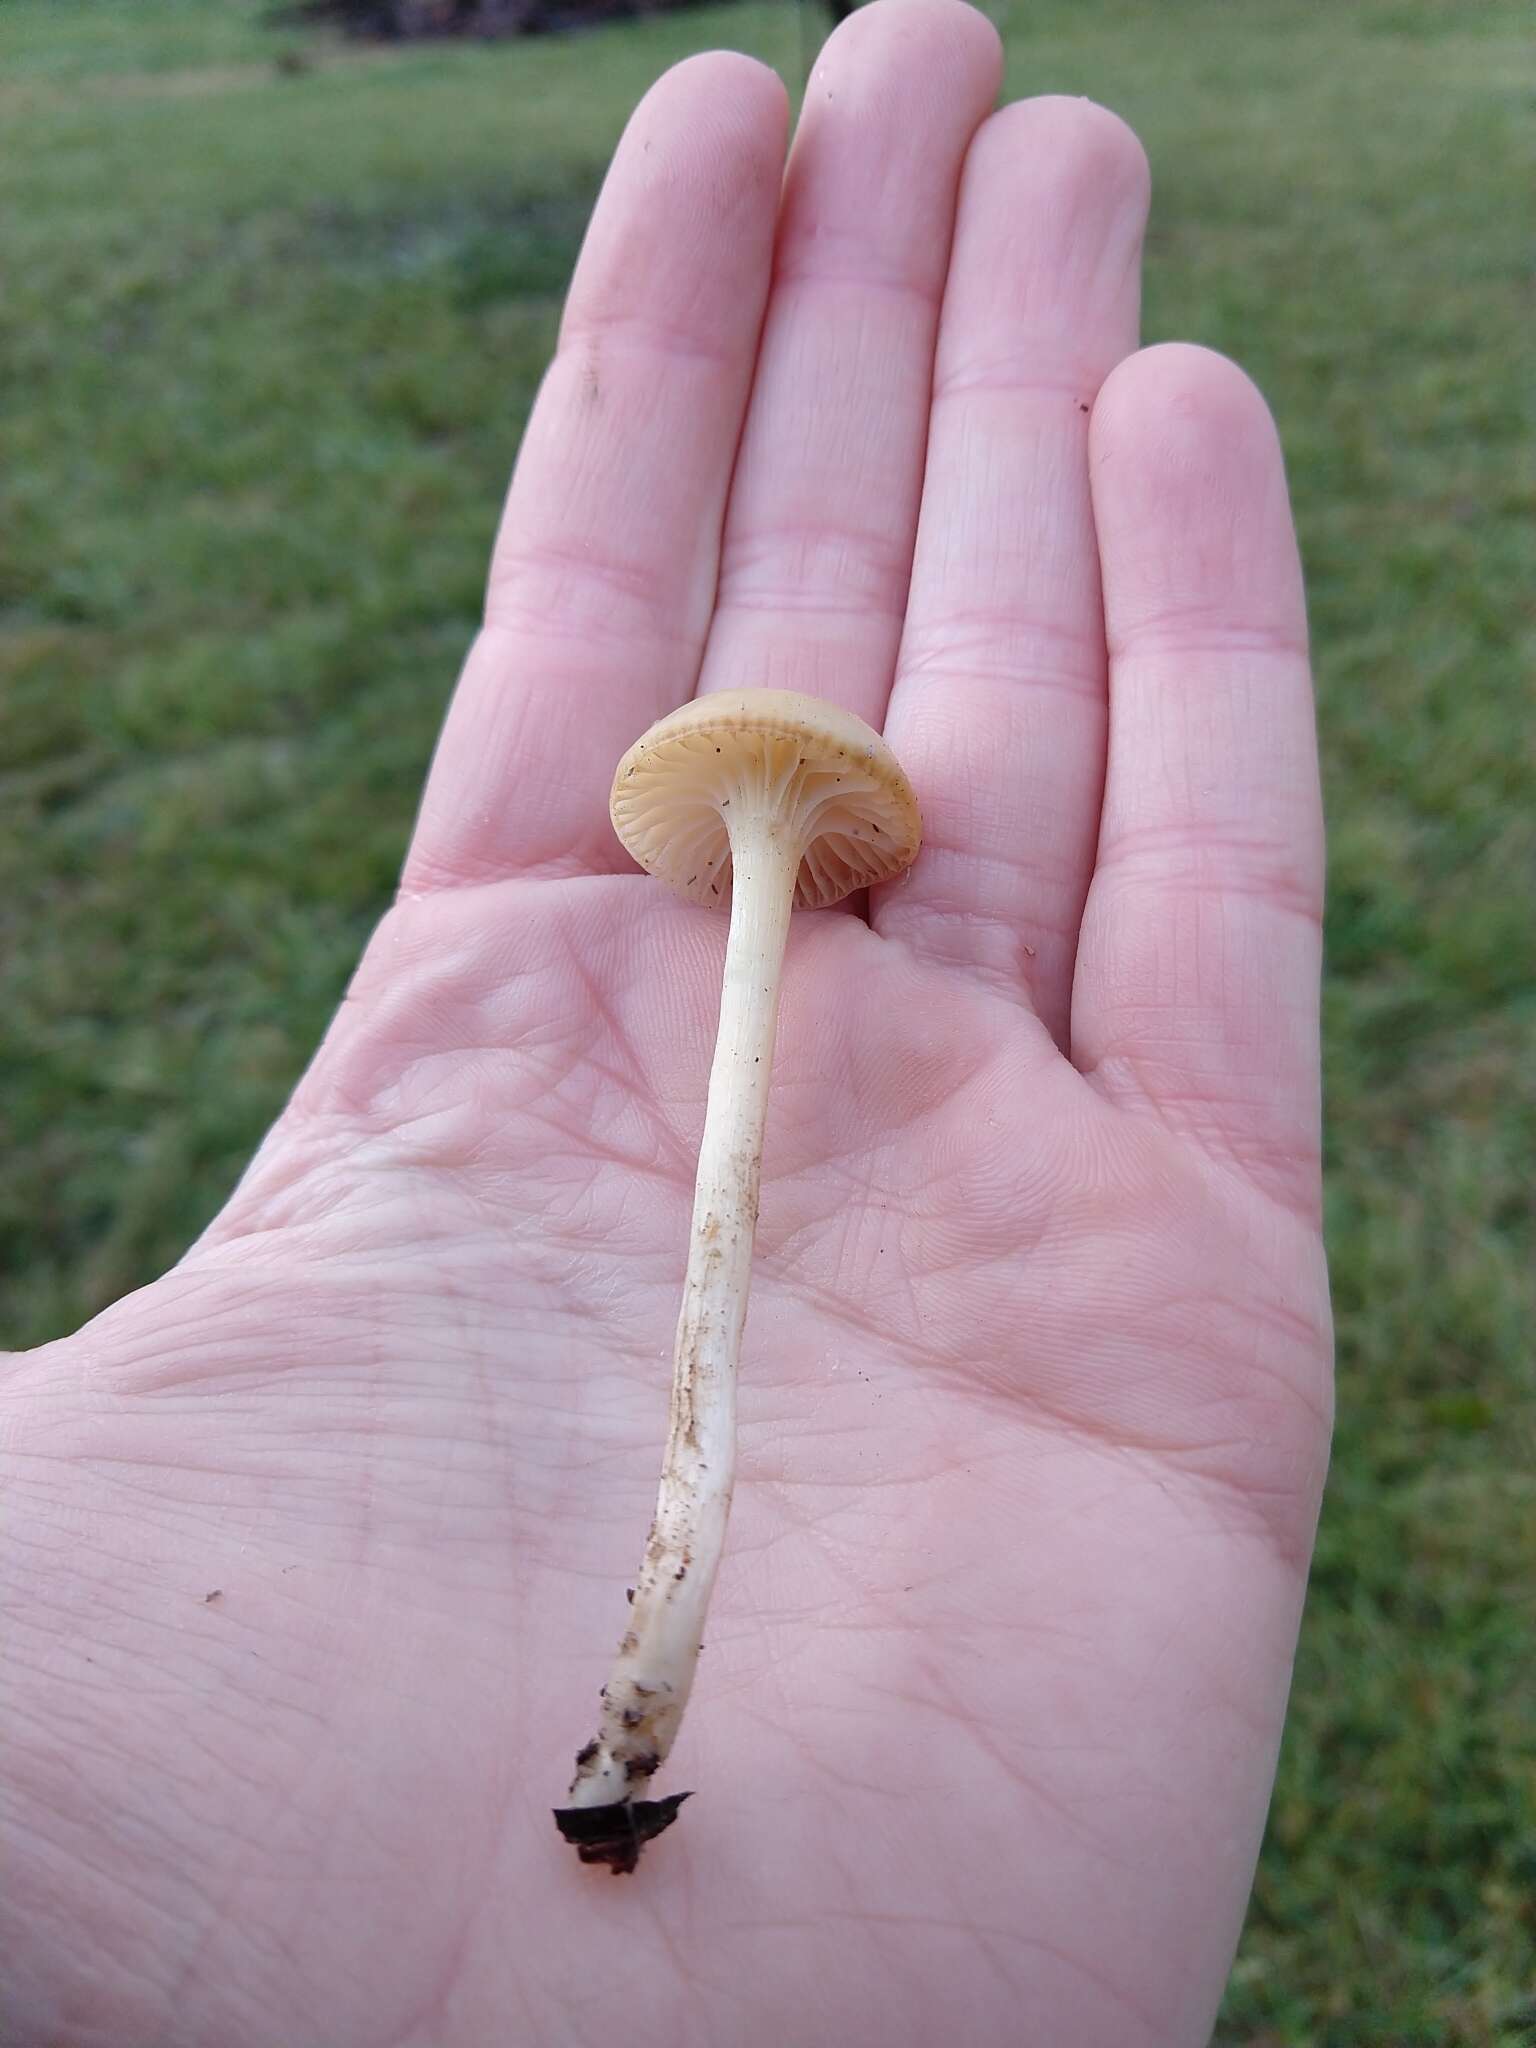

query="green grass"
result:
[2,0,1532,2036]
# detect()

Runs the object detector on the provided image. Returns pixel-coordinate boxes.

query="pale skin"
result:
[1,5,1331,2044]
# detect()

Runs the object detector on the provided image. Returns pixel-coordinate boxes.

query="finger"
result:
[1072,344,1324,1217]
[875,97,1148,1042]
[402,55,788,893]
[694,0,1002,729]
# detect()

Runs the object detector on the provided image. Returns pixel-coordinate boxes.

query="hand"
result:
[2,6,1330,2043]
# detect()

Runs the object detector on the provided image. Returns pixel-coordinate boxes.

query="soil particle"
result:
[552,1792,693,1876]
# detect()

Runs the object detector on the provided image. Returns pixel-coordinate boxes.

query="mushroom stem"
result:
[556,808,799,1868]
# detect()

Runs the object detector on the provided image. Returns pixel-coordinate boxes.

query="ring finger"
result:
[876,96,1149,1044]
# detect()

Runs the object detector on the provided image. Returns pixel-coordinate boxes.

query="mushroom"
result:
[552,689,921,1874]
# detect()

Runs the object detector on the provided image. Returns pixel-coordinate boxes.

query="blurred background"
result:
[2,0,1531,2037]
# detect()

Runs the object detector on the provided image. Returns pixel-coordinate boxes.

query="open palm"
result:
[3,7,1331,2044]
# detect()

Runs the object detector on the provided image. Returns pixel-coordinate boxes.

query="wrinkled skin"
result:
[2,7,1330,2044]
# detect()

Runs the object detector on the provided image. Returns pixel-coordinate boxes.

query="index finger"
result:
[403,55,788,894]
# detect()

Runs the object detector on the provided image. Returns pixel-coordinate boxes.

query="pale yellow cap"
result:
[611,690,921,911]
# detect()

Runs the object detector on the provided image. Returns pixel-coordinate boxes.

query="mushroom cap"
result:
[610,690,922,911]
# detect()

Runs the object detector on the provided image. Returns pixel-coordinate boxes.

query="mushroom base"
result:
[552,1792,693,1876]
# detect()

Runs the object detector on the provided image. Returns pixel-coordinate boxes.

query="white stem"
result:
[561,809,798,1845]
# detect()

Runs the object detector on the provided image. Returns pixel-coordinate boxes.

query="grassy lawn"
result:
[2,0,1532,2036]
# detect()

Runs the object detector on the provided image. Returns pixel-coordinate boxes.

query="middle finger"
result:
[694,0,1002,727]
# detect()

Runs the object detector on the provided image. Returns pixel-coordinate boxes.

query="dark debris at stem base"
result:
[552,1792,693,1875]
